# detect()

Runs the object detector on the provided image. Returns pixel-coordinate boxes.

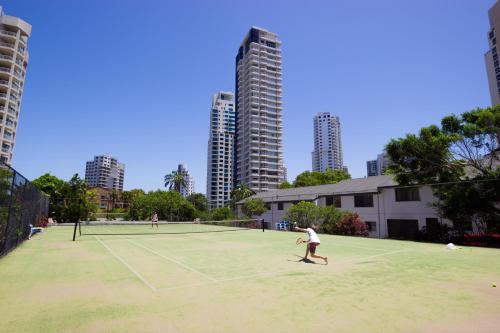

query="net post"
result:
[261,219,265,232]
[72,221,78,241]
[78,220,82,236]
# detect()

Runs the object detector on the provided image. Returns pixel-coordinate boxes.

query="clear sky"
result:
[4,0,495,192]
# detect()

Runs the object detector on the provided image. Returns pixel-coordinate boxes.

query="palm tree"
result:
[230,184,256,209]
[164,170,186,192]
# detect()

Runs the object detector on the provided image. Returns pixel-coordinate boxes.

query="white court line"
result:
[94,236,157,291]
[346,249,409,262]
[333,244,395,252]
[157,249,411,292]
[123,238,217,282]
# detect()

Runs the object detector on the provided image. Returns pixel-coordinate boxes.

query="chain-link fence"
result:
[0,162,49,256]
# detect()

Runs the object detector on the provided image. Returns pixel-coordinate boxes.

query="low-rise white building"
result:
[237,175,452,240]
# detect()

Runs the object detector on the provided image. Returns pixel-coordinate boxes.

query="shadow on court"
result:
[288,254,322,265]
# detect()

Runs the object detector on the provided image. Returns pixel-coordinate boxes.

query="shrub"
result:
[320,206,343,234]
[210,207,234,221]
[331,212,368,237]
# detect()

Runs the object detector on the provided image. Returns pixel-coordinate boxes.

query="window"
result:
[365,221,377,232]
[265,204,271,210]
[277,202,283,210]
[325,195,341,207]
[354,194,373,207]
[395,187,420,201]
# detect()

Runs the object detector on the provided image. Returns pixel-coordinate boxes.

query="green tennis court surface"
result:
[1,225,499,333]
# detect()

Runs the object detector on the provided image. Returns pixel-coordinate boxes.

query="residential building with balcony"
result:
[178,164,194,198]
[206,91,235,208]
[234,27,284,192]
[485,0,500,106]
[0,7,31,164]
[366,151,392,176]
[312,113,343,172]
[367,160,378,177]
[85,155,125,191]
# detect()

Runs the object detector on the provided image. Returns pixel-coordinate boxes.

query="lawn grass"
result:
[0,225,499,333]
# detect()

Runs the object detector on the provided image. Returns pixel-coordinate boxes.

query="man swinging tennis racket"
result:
[294,223,328,265]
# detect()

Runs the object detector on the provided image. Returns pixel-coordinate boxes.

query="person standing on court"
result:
[151,211,159,228]
[294,224,328,264]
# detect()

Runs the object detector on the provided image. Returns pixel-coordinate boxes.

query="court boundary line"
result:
[94,236,157,291]
[157,248,410,292]
[123,238,217,282]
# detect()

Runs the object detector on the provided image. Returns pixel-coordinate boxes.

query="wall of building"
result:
[239,185,448,238]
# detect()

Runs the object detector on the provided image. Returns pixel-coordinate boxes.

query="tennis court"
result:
[0,223,499,333]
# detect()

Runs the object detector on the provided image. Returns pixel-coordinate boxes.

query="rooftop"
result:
[239,175,397,203]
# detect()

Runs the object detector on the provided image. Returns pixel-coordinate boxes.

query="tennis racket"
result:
[296,237,306,245]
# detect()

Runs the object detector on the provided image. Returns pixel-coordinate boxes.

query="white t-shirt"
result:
[307,228,320,244]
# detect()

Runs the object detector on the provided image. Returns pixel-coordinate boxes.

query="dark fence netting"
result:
[0,161,49,256]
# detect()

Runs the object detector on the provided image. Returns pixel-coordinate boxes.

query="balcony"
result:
[0,42,15,50]
[0,30,17,37]
[0,67,11,73]
[0,54,12,62]
[0,80,8,87]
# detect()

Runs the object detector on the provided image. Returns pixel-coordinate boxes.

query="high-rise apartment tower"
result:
[485,0,500,106]
[234,27,284,192]
[85,155,125,191]
[206,92,235,208]
[312,113,343,172]
[366,160,378,177]
[177,164,194,198]
[0,7,31,165]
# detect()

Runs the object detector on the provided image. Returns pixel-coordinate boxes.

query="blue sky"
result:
[4,0,494,192]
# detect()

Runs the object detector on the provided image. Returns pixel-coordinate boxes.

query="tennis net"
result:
[76,219,263,237]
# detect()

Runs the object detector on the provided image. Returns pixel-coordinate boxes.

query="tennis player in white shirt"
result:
[294,224,328,264]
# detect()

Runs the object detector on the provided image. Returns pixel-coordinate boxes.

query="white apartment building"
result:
[178,164,194,198]
[312,113,343,172]
[235,27,284,192]
[206,91,235,208]
[0,7,31,165]
[485,1,500,106]
[237,175,452,240]
[85,155,125,191]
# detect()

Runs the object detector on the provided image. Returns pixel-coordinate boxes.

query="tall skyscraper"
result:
[234,27,284,192]
[0,7,31,165]
[206,91,235,208]
[366,160,378,177]
[177,164,194,198]
[366,151,391,177]
[85,155,125,191]
[485,0,500,106]
[312,113,343,172]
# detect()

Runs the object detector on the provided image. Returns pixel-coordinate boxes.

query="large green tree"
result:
[186,193,208,212]
[230,184,255,208]
[292,169,350,188]
[32,173,97,223]
[241,198,267,218]
[284,201,323,228]
[386,106,500,232]
[127,190,196,221]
